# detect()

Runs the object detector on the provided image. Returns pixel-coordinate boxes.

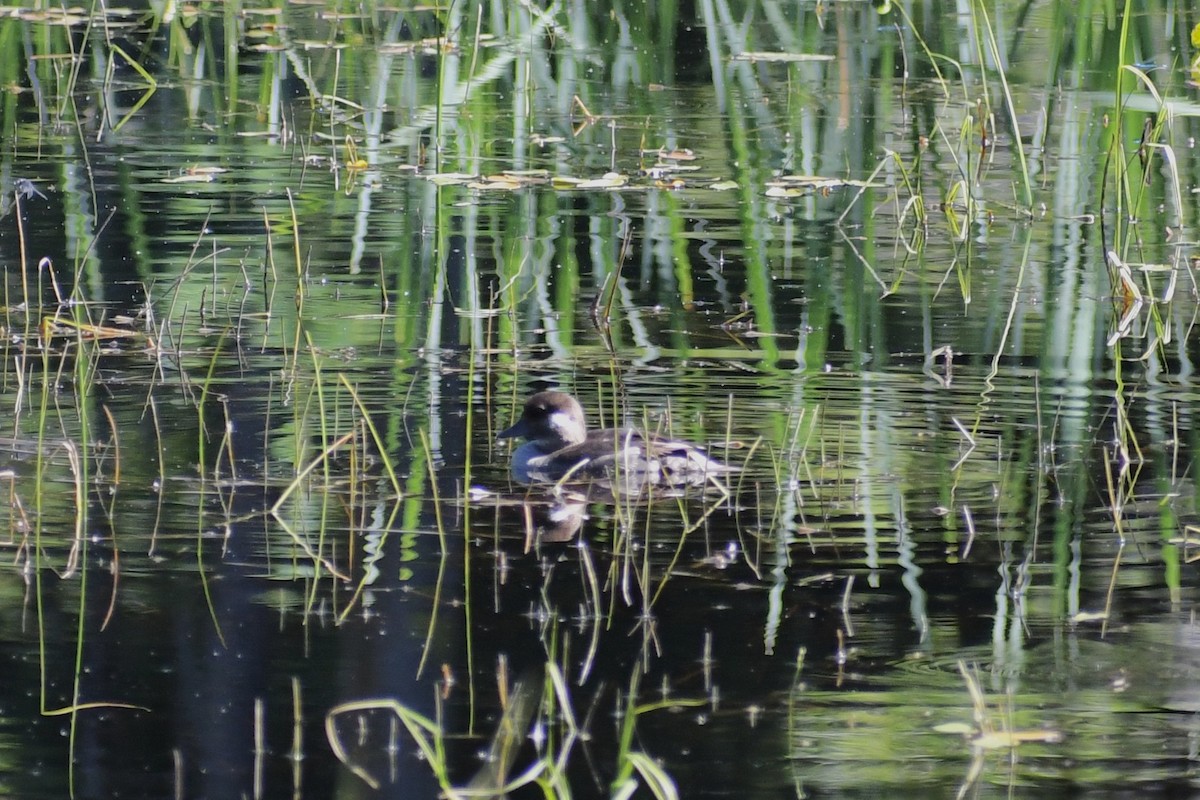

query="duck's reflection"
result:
[472,487,588,546]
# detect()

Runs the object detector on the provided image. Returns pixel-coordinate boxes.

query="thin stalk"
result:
[196,333,228,649]
[415,427,451,681]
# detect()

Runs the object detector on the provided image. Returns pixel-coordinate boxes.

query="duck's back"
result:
[523,427,733,487]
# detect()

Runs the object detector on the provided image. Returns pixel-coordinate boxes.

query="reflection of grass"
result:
[327,659,692,798]
[27,310,159,797]
[944,662,1063,799]
[326,696,451,792]
[4,1,1200,797]
[970,1,1032,211]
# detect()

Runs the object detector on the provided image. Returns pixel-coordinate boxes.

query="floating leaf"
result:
[774,175,883,188]
[503,169,551,179]
[575,172,628,190]
[162,175,214,184]
[465,172,550,191]
[468,176,524,191]
[765,176,883,196]
[162,166,226,184]
[642,165,699,180]
[973,729,1063,749]
[425,172,476,186]
[733,51,835,63]
[710,180,739,191]
[650,148,697,161]
[377,36,461,55]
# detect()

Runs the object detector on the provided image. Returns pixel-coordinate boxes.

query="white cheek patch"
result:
[549,411,575,438]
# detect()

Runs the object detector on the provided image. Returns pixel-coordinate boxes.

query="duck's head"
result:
[498,391,588,449]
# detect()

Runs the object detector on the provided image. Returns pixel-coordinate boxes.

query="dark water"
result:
[2,1,1200,798]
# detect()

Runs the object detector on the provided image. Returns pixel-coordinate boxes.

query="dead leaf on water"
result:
[575,172,629,190]
[642,165,700,181]
[733,51,835,63]
[162,166,228,184]
[378,38,461,55]
[15,9,88,24]
[295,40,349,51]
[643,148,697,161]
[774,175,884,188]
[425,172,477,186]
[468,176,525,191]
[7,6,138,25]
[972,729,1063,749]
[766,175,884,197]
[936,721,1063,747]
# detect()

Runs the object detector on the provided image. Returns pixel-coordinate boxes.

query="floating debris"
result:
[733,51,835,63]
[162,166,228,184]
[424,172,477,186]
[574,172,629,190]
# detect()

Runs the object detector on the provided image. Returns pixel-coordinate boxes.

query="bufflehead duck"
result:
[497,390,735,487]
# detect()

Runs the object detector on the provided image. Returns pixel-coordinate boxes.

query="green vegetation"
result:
[1,1,1200,798]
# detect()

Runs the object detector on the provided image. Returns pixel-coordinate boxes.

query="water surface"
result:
[1,1,1199,798]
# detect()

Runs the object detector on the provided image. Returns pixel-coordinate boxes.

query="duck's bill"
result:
[497,419,529,440]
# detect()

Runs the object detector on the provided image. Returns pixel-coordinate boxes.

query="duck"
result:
[497,390,735,488]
